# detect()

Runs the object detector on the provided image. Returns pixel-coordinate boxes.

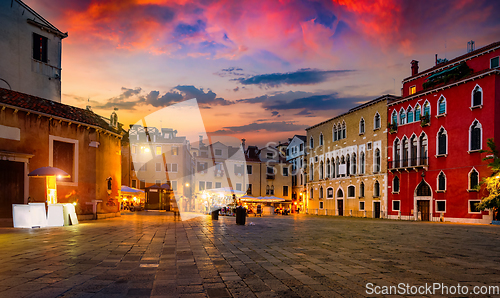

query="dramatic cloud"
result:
[238,90,371,114]
[235,68,353,87]
[211,121,307,134]
[25,0,500,61]
[96,87,142,110]
[96,86,233,110]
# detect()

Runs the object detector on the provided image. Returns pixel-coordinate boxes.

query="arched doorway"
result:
[415,180,432,221]
[336,188,344,216]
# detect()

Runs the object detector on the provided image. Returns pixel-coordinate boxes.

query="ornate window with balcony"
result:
[407,106,414,123]
[360,152,365,174]
[326,159,331,178]
[438,96,446,115]
[415,103,421,121]
[419,134,428,165]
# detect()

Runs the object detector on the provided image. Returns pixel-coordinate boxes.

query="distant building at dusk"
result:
[244,144,292,208]
[387,41,500,223]
[0,0,67,102]
[286,135,307,212]
[126,125,194,210]
[306,95,398,218]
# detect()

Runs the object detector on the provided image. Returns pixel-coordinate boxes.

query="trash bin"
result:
[211,209,219,220]
[236,206,246,225]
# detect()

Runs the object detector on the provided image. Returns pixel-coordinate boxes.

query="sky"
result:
[25,0,500,147]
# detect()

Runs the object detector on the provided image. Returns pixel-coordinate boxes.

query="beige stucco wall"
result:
[0,107,122,215]
[306,97,390,217]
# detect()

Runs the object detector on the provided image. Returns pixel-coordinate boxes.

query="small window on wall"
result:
[172,147,179,155]
[469,200,481,213]
[171,181,178,191]
[374,113,381,129]
[319,186,324,199]
[469,169,479,191]
[319,133,324,146]
[247,165,253,174]
[359,118,365,134]
[347,186,355,198]
[327,187,333,198]
[409,86,416,95]
[131,180,137,188]
[436,201,446,213]
[310,188,313,199]
[438,97,446,115]
[33,33,48,63]
[206,182,213,189]
[199,181,205,191]
[393,176,400,193]
[236,183,242,191]
[215,149,222,156]
[50,136,78,184]
[374,180,380,197]
[392,200,400,211]
[283,186,289,196]
[359,182,365,197]
[437,172,446,191]
[359,201,365,211]
[472,86,482,107]
[491,56,499,69]
[215,182,221,188]
[319,201,324,209]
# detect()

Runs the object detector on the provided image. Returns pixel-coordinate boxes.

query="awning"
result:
[28,166,70,178]
[426,65,460,82]
[120,185,144,194]
[240,196,286,203]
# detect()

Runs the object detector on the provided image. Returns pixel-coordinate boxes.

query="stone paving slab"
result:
[0,212,499,297]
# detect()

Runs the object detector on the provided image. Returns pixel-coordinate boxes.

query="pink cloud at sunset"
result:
[22,0,500,146]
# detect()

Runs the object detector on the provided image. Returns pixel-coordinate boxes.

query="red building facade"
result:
[387,41,500,223]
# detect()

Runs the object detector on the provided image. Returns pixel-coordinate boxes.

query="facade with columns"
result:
[305,95,398,218]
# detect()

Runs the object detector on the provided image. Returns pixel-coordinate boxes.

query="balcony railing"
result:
[389,157,428,169]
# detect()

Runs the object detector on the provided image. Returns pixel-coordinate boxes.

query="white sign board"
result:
[339,164,346,175]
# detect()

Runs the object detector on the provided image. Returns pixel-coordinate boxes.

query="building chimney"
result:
[411,60,419,76]
[241,138,246,151]
[199,135,204,146]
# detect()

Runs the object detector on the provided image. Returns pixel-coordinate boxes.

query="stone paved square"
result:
[0,212,499,297]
